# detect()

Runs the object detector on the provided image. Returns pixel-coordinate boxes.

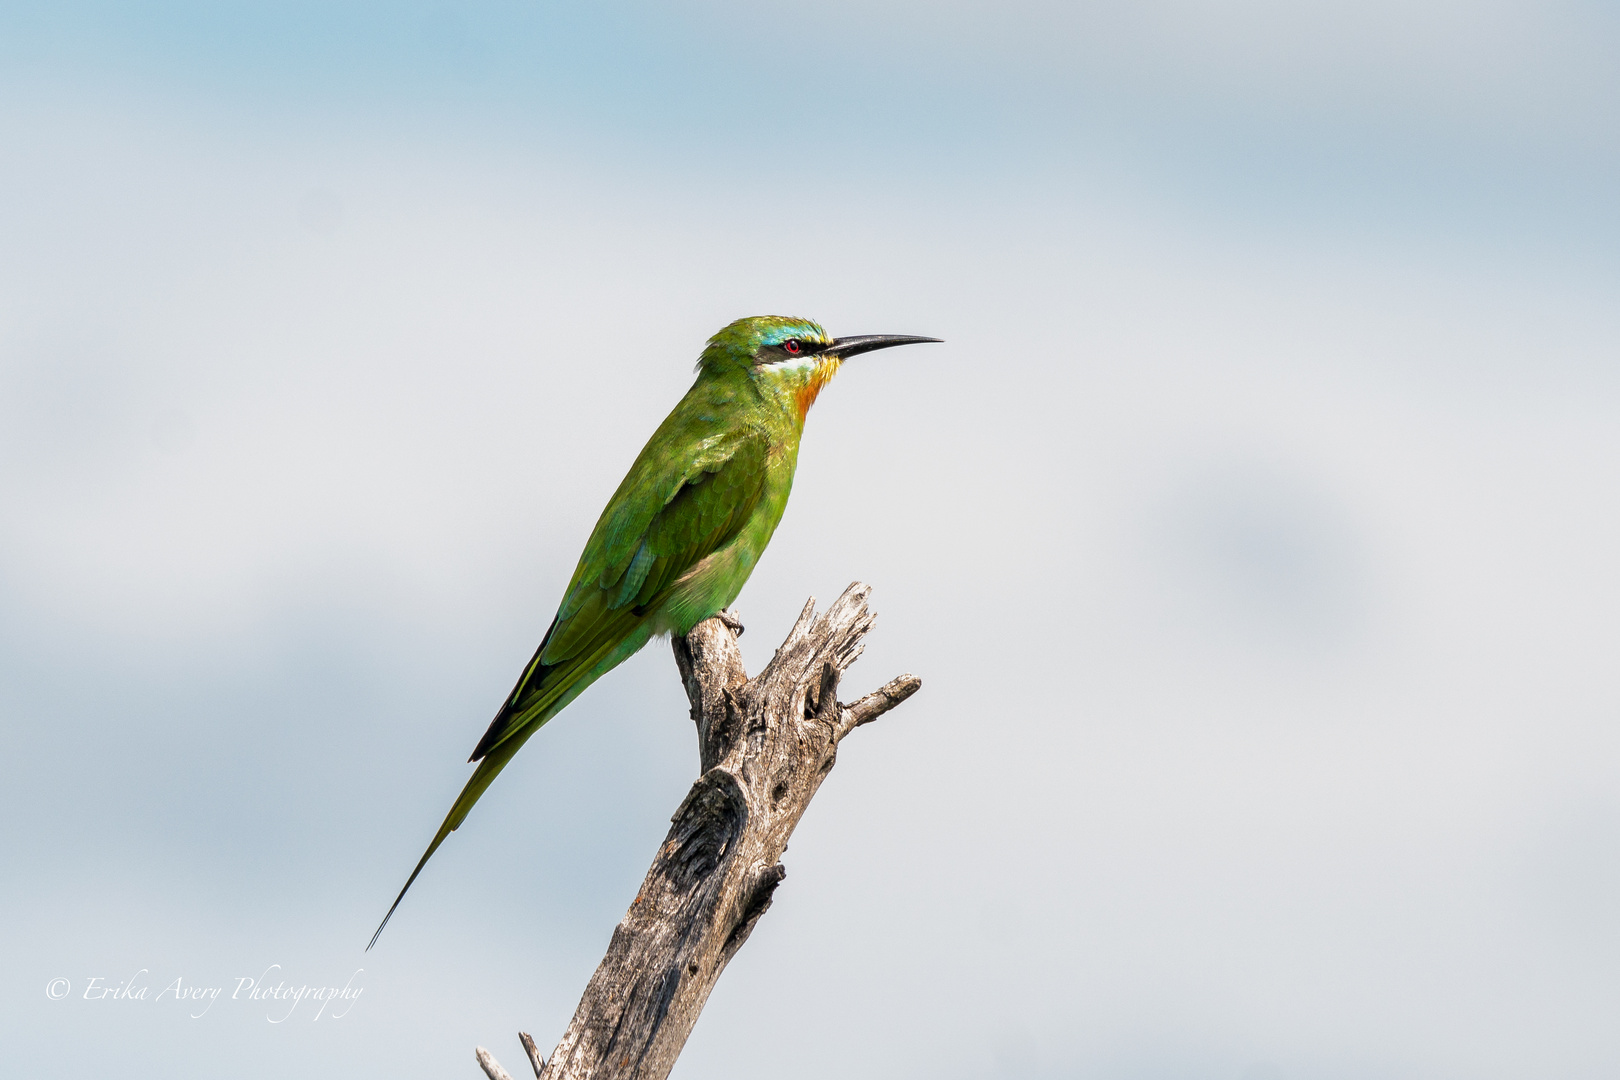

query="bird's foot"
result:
[716,609,745,636]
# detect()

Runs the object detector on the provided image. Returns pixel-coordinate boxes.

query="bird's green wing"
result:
[368,426,771,949]
[470,425,770,760]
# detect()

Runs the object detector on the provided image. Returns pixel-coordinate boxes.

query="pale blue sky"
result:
[5,4,1620,1079]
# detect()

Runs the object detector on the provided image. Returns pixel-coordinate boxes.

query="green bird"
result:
[369,315,939,948]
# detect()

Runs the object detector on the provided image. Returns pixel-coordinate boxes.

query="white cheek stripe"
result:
[774,355,821,374]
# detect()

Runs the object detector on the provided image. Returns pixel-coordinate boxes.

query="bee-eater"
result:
[369,315,939,948]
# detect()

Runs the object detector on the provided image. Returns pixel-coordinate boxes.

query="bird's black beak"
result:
[822,334,942,358]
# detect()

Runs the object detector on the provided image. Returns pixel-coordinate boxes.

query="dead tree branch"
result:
[476,581,919,1080]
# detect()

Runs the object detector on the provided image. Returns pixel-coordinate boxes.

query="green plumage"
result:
[369,315,938,948]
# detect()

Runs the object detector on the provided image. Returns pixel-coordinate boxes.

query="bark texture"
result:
[478,582,919,1080]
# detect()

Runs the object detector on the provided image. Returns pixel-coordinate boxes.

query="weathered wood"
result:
[478,581,918,1080]
[477,1045,517,1080]
[519,1032,545,1077]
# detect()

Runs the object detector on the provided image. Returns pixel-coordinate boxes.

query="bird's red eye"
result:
[783,340,801,354]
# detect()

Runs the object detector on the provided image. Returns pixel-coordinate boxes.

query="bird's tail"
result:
[366,621,661,950]
[366,729,533,951]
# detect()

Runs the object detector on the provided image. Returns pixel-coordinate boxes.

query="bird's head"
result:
[698,315,940,420]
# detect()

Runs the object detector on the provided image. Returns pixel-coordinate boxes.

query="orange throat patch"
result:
[794,356,843,420]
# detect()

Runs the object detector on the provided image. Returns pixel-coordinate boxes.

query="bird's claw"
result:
[716,609,745,636]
